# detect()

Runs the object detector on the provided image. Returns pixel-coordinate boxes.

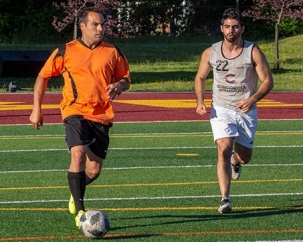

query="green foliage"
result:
[244,18,276,40]
[4,0,302,43]
[0,0,302,44]
[279,18,303,37]
[0,0,71,44]
[0,35,302,92]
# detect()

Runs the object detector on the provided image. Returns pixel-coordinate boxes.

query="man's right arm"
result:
[194,47,211,116]
[29,75,49,129]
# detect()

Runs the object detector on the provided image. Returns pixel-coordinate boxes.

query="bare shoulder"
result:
[201,46,212,60]
[203,46,212,55]
[252,44,267,62]
[196,46,212,74]
[251,44,272,75]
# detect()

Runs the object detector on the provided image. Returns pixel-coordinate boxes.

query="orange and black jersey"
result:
[39,39,130,124]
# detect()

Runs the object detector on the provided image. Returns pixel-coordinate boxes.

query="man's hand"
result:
[29,110,43,130]
[196,102,207,116]
[236,97,256,113]
[106,82,122,101]
[106,79,130,101]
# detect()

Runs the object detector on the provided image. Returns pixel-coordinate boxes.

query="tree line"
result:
[0,0,303,44]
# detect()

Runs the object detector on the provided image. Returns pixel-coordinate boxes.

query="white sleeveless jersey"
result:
[210,40,258,110]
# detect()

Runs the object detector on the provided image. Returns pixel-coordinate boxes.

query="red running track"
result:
[0,92,303,125]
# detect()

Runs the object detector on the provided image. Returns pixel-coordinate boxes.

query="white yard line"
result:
[1,163,303,174]
[1,192,303,205]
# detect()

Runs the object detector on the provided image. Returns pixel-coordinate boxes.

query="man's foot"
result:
[231,162,242,180]
[218,198,232,214]
[75,210,85,228]
[69,195,76,215]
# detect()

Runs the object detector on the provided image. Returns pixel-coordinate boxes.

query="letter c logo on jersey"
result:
[225,73,236,84]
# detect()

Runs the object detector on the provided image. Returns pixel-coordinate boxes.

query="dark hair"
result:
[221,8,244,26]
[78,7,103,24]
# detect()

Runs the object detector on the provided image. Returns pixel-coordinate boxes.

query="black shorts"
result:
[63,116,112,159]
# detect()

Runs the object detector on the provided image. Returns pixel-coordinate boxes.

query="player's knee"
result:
[71,148,86,163]
[218,147,233,162]
[216,139,233,161]
[235,152,252,164]
[86,169,101,180]
[243,154,252,164]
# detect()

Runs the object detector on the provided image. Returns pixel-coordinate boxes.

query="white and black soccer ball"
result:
[79,210,110,239]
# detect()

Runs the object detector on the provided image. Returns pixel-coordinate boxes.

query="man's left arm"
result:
[236,46,274,112]
[251,46,274,102]
[107,49,131,101]
[106,77,130,101]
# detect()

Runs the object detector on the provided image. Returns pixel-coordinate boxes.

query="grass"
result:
[1,120,303,241]
[0,35,303,92]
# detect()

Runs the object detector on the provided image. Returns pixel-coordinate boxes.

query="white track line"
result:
[1,163,303,174]
[1,145,303,153]
[1,192,303,205]
[1,130,303,138]
[241,241,303,242]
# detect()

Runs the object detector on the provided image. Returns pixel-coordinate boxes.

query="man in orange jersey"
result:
[30,7,130,228]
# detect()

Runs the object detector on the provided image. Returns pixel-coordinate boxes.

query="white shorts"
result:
[210,105,258,148]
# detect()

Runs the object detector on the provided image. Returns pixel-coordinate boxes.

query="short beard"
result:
[224,33,241,43]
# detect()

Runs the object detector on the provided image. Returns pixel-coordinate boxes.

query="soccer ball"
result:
[79,210,110,238]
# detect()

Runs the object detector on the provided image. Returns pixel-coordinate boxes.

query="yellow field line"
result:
[0,137,63,140]
[1,228,303,241]
[1,205,303,212]
[1,131,303,140]
[1,98,303,111]
[109,132,303,138]
[1,178,303,191]
[0,235,82,241]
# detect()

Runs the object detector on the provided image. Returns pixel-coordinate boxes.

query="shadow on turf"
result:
[230,205,303,218]
[100,205,303,239]
[102,233,162,239]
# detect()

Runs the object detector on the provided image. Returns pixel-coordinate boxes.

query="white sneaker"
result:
[231,162,242,180]
[218,198,232,214]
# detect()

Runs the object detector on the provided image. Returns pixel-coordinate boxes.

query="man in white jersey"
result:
[194,8,274,213]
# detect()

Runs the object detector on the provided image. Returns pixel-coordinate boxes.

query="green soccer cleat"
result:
[75,210,85,228]
[69,195,76,215]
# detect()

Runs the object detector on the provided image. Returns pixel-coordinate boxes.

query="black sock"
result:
[67,171,86,213]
